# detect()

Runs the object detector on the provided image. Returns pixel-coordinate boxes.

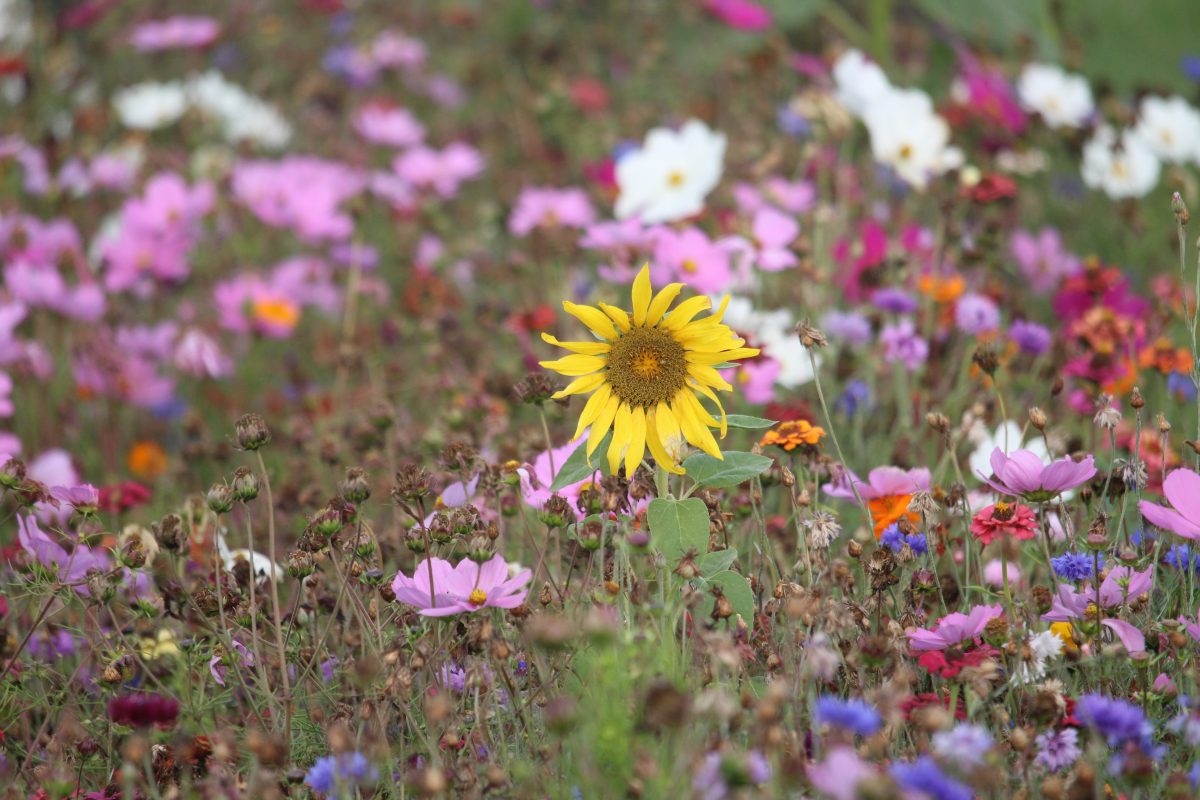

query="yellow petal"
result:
[686,364,734,392]
[573,384,612,441]
[539,354,606,376]
[563,301,618,340]
[625,406,648,478]
[598,302,632,333]
[540,332,612,355]
[673,392,722,459]
[608,402,633,475]
[631,263,652,326]
[550,372,606,399]
[587,393,620,462]
[645,283,683,327]
[685,348,758,366]
[681,389,721,429]
[661,295,712,331]
[648,410,686,472]
[690,381,728,438]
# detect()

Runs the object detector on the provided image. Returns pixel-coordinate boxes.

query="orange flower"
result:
[128,440,168,481]
[917,273,965,304]
[759,419,825,451]
[1137,337,1190,375]
[867,494,919,539]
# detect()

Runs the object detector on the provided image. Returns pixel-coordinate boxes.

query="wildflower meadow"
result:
[7,1,1200,798]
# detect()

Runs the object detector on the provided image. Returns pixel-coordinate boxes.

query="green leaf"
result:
[549,433,609,492]
[647,497,710,568]
[683,451,773,489]
[724,415,777,430]
[698,570,755,632]
[710,361,738,369]
[697,548,737,577]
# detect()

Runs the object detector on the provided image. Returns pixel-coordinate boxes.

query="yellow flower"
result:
[539,264,759,477]
[140,629,180,660]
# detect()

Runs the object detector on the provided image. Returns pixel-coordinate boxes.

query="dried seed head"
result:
[1028,406,1047,431]
[392,464,432,502]
[234,413,271,451]
[925,412,951,434]
[971,344,999,376]
[794,320,828,349]
[1130,386,1144,410]
[340,467,371,504]
[513,373,560,406]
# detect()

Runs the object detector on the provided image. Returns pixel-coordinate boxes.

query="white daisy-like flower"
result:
[112,81,188,130]
[1081,125,1161,199]
[1133,95,1200,164]
[832,48,892,118]
[615,119,726,224]
[187,70,292,149]
[863,88,963,189]
[1017,63,1094,130]
[1016,629,1064,683]
[719,297,819,389]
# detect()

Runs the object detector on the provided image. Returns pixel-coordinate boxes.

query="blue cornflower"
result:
[890,756,973,800]
[1165,544,1199,572]
[1076,694,1154,749]
[813,696,881,736]
[1191,760,1200,789]
[1051,551,1101,581]
[1129,529,1154,548]
[1183,55,1200,82]
[775,105,810,139]
[835,380,871,417]
[879,524,927,555]
[1169,372,1198,401]
[305,753,379,795]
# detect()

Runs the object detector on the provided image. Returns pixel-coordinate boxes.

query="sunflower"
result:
[539,264,760,477]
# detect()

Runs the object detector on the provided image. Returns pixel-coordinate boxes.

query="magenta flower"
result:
[128,16,220,51]
[824,465,931,501]
[1179,611,1200,643]
[1139,468,1200,539]
[977,447,1096,502]
[209,640,254,687]
[391,554,530,616]
[703,0,772,31]
[508,186,596,237]
[908,604,1003,651]
[1042,567,1153,655]
[353,103,426,148]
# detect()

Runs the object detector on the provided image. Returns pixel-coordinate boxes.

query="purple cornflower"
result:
[932,723,993,769]
[871,287,918,314]
[955,293,1000,334]
[28,628,76,661]
[1051,551,1102,581]
[889,756,972,800]
[305,752,378,795]
[835,379,871,417]
[1009,319,1053,355]
[1165,544,1199,572]
[1076,694,1153,749]
[879,319,928,370]
[776,105,810,138]
[1035,728,1081,771]
[820,310,872,347]
[813,696,881,736]
[879,524,928,555]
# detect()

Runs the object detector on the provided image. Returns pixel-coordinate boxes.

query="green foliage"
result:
[682,451,774,489]
[647,497,710,567]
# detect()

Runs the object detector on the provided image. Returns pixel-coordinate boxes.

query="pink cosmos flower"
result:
[823,465,931,501]
[1010,228,1080,293]
[128,16,220,51]
[392,142,485,198]
[953,52,1027,136]
[18,514,111,595]
[508,186,596,236]
[174,329,232,378]
[231,157,365,242]
[391,554,530,616]
[908,604,1003,651]
[732,358,780,405]
[807,747,876,800]
[1138,468,1200,539]
[353,103,425,148]
[703,0,772,31]
[745,207,799,271]
[1179,610,1200,643]
[978,448,1096,501]
[982,559,1022,588]
[1042,567,1153,654]
[653,226,735,294]
[832,220,888,301]
[49,484,100,511]
[209,640,254,687]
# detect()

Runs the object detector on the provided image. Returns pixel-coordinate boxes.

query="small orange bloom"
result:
[1137,337,1191,375]
[917,273,965,304]
[759,419,825,451]
[128,440,168,481]
[868,493,919,539]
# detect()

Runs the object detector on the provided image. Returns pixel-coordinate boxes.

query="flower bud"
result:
[1028,406,1047,431]
[0,457,25,490]
[340,467,371,504]
[152,514,186,551]
[230,467,259,502]
[286,550,315,579]
[234,413,271,450]
[467,535,494,563]
[391,464,431,502]
[206,483,235,514]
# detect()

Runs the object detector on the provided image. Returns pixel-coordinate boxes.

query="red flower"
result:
[108,693,179,728]
[99,481,153,513]
[915,643,1000,678]
[970,501,1038,545]
[901,692,967,721]
[964,174,1017,203]
[0,594,7,618]
[568,78,610,114]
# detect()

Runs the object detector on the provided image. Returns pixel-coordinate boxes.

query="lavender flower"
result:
[879,319,928,370]
[932,723,994,768]
[1035,728,1081,771]
[814,696,881,736]
[820,310,872,347]
[1009,319,1052,355]
[1076,694,1153,749]
[955,293,1000,334]
[890,756,973,800]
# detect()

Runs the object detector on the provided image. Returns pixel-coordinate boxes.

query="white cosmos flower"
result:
[1081,126,1161,199]
[1017,63,1093,129]
[187,70,292,149]
[1133,95,1200,164]
[718,297,819,388]
[832,48,891,118]
[112,81,188,130]
[615,119,725,224]
[863,88,962,189]
[1015,629,1064,683]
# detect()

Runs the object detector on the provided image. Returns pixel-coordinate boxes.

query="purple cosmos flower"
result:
[49,483,100,512]
[1010,228,1080,292]
[1009,319,1053,355]
[391,554,530,616]
[814,696,881,736]
[978,447,1096,501]
[908,604,1003,651]
[18,514,110,594]
[955,292,1000,334]
[1042,567,1153,654]
[1035,728,1081,771]
[879,319,928,370]
[209,640,254,687]
[823,465,930,501]
[807,747,875,800]
[819,310,872,346]
[1139,468,1200,539]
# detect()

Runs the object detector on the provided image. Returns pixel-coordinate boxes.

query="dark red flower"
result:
[568,78,610,114]
[915,643,1000,678]
[99,482,153,513]
[108,693,179,728]
[901,691,968,721]
[59,0,118,29]
[964,174,1017,204]
[0,594,7,618]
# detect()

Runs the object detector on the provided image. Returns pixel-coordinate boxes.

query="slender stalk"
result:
[254,450,292,754]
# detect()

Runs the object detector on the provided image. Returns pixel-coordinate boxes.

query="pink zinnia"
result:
[970,501,1037,545]
[908,604,1004,651]
[391,554,530,616]
[1139,468,1200,539]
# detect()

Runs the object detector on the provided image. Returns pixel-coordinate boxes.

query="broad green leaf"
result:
[697,548,738,577]
[647,497,710,568]
[683,451,773,489]
[550,432,610,491]
[725,415,777,430]
[698,570,755,632]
